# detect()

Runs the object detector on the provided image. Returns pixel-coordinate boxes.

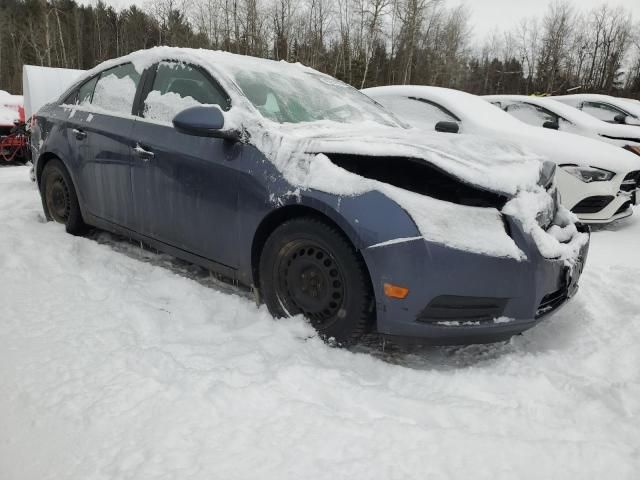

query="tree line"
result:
[1,0,639,99]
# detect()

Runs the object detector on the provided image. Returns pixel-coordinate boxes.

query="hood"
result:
[269,123,545,197]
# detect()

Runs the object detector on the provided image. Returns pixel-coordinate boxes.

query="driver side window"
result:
[506,102,558,127]
[581,102,626,123]
[374,95,458,129]
[142,61,230,123]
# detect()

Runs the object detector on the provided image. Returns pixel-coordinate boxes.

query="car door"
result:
[129,60,241,268]
[58,76,98,200]
[77,63,141,228]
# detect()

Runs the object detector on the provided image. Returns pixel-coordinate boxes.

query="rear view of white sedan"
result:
[363,86,640,223]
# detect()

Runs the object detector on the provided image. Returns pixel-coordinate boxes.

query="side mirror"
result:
[173,105,241,142]
[543,120,559,130]
[435,121,459,134]
[613,114,627,124]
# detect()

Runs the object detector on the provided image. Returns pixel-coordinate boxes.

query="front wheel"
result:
[40,158,87,235]
[259,217,374,345]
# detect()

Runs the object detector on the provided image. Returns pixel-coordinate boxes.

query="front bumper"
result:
[557,168,638,223]
[362,222,590,345]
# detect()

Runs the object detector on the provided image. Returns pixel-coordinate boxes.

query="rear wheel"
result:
[259,217,373,345]
[41,159,87,235]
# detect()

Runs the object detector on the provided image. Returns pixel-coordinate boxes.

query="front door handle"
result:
[134,144,155,161]
[72,128,87,140]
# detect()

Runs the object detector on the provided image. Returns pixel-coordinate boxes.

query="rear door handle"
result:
[134,144,154,161]
[72,128,87,140]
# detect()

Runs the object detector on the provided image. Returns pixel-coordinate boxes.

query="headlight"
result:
[624,145,640,157]
[561,165,615,183]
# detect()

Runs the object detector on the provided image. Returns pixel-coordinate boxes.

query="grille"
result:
[620,171,640,193]
[571,195,614,214]
[417,296,508,324]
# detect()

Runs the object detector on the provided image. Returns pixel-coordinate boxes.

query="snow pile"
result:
[0,106,19,125]
[503,189,588,262]
[1,165,640,479]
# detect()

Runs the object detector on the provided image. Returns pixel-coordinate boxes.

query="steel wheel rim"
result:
[45,173,71,223]
[275,240,346,328]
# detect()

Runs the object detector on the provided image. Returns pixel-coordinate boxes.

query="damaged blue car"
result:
[31,47,590,346]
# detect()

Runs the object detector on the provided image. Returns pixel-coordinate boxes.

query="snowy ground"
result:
[1,164,639,479]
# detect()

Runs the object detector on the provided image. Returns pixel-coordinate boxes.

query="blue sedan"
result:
[31,47,589,346]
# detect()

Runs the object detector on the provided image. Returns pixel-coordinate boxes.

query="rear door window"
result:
[142,61,230,123]
[91,63,141,115]
[77,76,99,105]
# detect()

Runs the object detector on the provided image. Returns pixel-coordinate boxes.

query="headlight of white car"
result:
[561,165,615,183]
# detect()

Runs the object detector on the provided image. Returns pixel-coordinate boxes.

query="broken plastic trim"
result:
[323,153,508,209]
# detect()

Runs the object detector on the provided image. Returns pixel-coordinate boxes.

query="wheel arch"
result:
[36,151,67,187]
[250,204,374,297]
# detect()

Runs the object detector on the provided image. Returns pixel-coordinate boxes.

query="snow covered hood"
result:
[273,123,545,197]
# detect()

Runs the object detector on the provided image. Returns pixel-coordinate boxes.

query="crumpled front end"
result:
[360,181,590,345]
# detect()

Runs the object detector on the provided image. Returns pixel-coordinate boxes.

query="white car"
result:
[485,94,640,156]
[551,94,640,127]
[363,86,640,223]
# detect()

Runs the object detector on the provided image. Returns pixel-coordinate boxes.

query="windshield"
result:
[228,67,401,127]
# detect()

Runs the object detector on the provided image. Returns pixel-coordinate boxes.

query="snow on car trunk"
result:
[1,165,639,479]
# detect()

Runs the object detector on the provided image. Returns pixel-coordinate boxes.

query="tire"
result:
[40,158,87,235]
[259,217,374,346]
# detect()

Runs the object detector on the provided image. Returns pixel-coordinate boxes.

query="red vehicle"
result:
[0,94,29,163]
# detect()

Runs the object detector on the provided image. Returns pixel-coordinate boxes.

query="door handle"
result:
[72,128,87,140]
[134,144,154,161]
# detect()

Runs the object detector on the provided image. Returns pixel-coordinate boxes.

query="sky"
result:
[452,0,640,40]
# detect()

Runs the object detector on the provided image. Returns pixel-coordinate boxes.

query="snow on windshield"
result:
[228,68,399,126]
